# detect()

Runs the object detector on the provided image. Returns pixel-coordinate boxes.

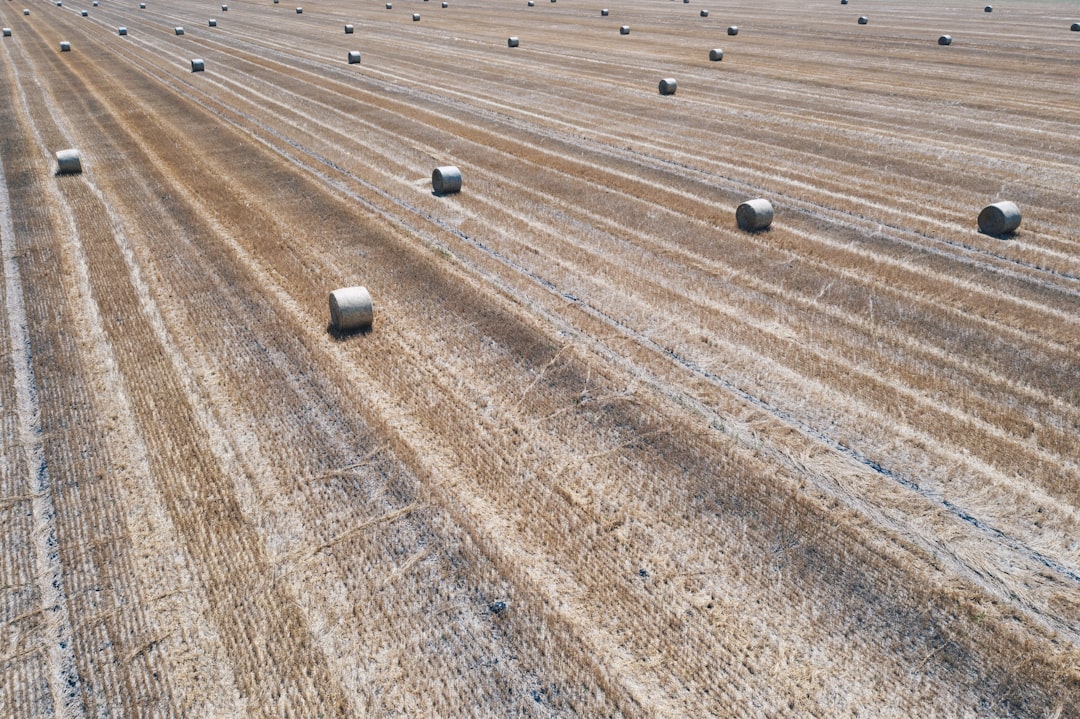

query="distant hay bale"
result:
[841,0,847,4]
[221,4,228,10]
[938,34,952,45]
[118,26,127,34]
[658,78,677,95]
[191,58,205,72]
[348,50,361,63]
[727,25,738,35]
[345,24,353,33]
[620,25,629,34]
[507,36,519,47]
[442,2,448,7]
[55,149,81,174]
[138,3,145,8]
[80,10,87,16]
[93,1,98,5]
[984,5,992,12]
[1072,23,1080,32]
[329,287,373,332]
[708,48,723,61]
[700,9,708,17]
[412,13,420,20]
[55,2,61,6]
[736,198,774,231]
[978,201,1021,236]
[432,165,462,195]
[385,2,392,8]
[527,1,534,6]
[208,19,217,26]
[295,6,302,13]
[858,16,868,24]
[23,10,29,16]
[59,41,71,51]
[601,8,608,16]
[175,26,184,35]
[2,28,10,37]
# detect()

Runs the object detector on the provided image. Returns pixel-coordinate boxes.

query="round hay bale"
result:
[938,34,952,45]
[727,25,738,35]
[344,24,353,33]
[221,4,227,10]
[736,198,774,231]
[385,2,392,8]
[658,78,677,95]
[432,165,462,195]
[348,50,361,63]
[59,41,71,51]
[191,58,205,72]
[619,25,630,34]
[978,201,1021,236]
[601,8,608,16]
[527,1,534,6]
[2,28,10,37]
[208,18,217,26]
[329,287,373,332]
[984,5,992,12]
[700,9,708,17]
[138,3,145,8]
[93,1,98,5]
[118,26,127,34]
[412,12,420,20]
[708,48,723,61]
[80,10,87,16]
[55,149,81,174]
[441,2,447,7]
[23,10,29,16]
[857,15,868,24]
[295,6,302,12]
[840,0,847,4]
[55,2,61,6]
[175,26,184,35]
[1072,23,1080,32]
[507,36,519,47]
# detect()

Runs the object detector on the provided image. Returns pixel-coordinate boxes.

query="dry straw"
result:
[736,199,774,231]
[978,201,1021,236]
[329,287,373,332]
[55,149,81,174]
[432,166,462,195]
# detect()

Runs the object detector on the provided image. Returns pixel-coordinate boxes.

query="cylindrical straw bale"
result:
[138,3,145,8]
[736,199,774,231]
[857,15,867,24]
[93,1,98,6]
[978,201,1021,235]
[348,50,361,63]
[23,10,29,15]
[938,34,952,45]
[59,41,71,51]
[118,26,127,34]
[432,166,462,195]
[55,149,81,174]
[2,28,11,37]
[412,12,420,20]
[221,4,228,10]
[295,6,302,12]
[208,19,216,26]
[840,0,847,4]
[80,11,87,17]
[601,8,608,16]
[385,2,392,8]
[727,25,738,35]
[984,5,992,12]
[527,1,534,6]
[329,287,373,332]
[175,26,184,35]
[441,2,447,7]
[1072,23,1080,32]
[345,23,353,33]
[658,78,677,95]
[708,48,723,61]
[507,36,519,47]
[619,25,629,34]
[191,58,205,72]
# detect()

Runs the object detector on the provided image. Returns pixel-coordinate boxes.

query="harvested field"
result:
[1,0,1078,715]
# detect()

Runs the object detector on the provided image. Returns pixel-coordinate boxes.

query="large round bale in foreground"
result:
[344,23,353,33]
[727,25,738,35]
[59,41,71,51]
[191,58,205,72]
[432,165,462,195]
[118,26,127,34]
[736,198,774,231]
[857,15,868,24]
[2,28,11,37]
[347,50,361,63]
[938,34,952,45]
[55,149,81,174]
[709,48,723,61]
[658,78,677,95]
[978,201,1021,236]
[619,25,630,34]
[507,36,519,47]
[329,287,373,333]
[175,26,184,35]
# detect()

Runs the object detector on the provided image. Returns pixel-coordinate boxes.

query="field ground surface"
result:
[1,0,1078,715]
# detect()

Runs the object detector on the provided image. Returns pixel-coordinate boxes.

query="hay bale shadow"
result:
[327,323,373,341]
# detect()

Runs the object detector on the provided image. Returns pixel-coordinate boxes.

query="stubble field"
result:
[1,0,1078,715]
